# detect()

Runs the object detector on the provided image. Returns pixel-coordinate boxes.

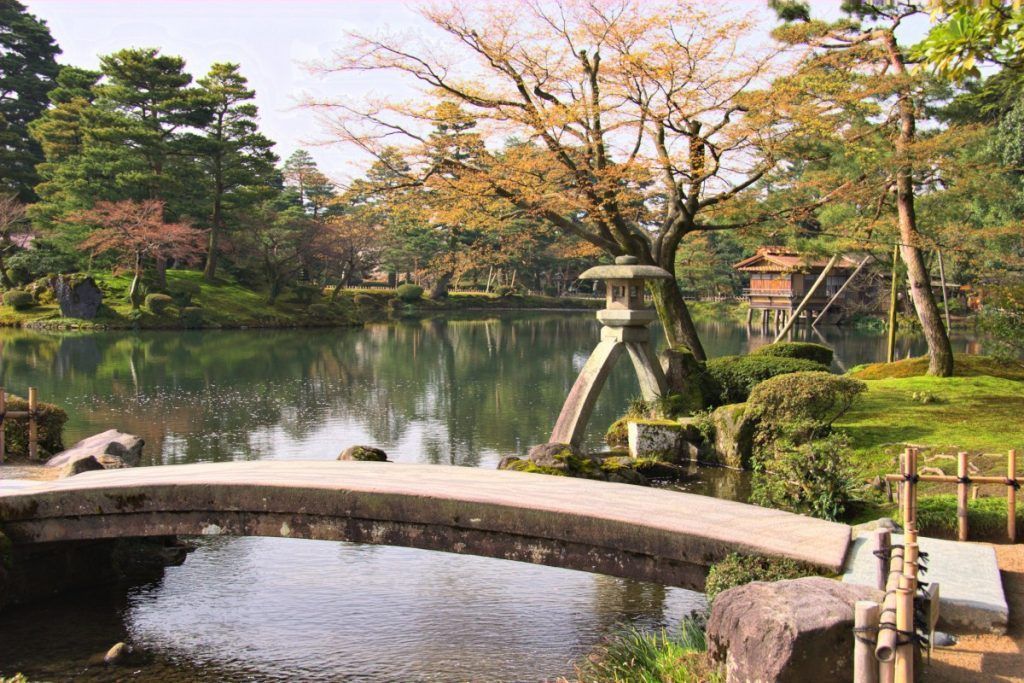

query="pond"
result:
[0,313,982,681]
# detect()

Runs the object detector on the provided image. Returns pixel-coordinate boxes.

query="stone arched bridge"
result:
[0,461,851,591]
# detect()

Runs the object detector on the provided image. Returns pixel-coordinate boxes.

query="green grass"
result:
[847,354,1024,381]
[0,271,599,330]
[916,494,1023,539]
[835,374,1024,478]
[573,620,723,683]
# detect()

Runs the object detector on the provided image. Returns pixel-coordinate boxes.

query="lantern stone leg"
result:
[549,256,674,449]
[550,338,625,447]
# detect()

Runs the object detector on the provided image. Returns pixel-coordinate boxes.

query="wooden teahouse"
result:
[734,247,862,326]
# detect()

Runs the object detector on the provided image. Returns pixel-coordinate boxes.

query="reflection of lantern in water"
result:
[550,255,672,447]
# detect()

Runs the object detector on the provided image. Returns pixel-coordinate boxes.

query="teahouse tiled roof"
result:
[733,247,858,273]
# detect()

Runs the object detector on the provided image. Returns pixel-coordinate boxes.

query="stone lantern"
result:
[551,255,671,447]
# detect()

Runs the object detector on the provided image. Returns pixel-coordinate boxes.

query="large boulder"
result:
[700,403,756,469]
[338,445,389,462]
[51,274,103,320]
[707,577,882,683]
[527,442,601,475]
[46,429,145,472]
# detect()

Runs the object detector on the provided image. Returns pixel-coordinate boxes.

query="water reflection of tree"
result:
[0,315,624,465]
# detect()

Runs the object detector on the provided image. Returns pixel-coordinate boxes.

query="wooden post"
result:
[1009,449,1018,543]
[872,529,892,591]
[0,387,5,464]
[887,244,899,363]
[761,308,769,326]
[813,254,871,328]
[774,253,841,343]
[28,386,38,461]
[855,600,881,683]
[746,307,754,325]
[937,249,951,332]
[957,451,969,542]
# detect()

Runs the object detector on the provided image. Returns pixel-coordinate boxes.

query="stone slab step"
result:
[841,533,1008,634]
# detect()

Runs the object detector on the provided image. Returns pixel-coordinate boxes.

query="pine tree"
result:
[194,62,278,280]
[282,149,335,218]
[0,0,61,200]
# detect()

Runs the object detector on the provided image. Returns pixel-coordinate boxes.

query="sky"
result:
[22,0,931,185]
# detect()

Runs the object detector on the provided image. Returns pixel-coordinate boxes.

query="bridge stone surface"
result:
[0,461,851,591]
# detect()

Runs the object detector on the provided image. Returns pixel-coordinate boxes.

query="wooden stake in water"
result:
[957,451,970,542]
[0,387,5,464]
[28,386,38,461]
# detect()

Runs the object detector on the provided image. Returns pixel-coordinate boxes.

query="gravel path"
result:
[929,544,1023,682]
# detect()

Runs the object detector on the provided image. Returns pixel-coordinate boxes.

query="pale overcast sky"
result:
[22,1,929,185]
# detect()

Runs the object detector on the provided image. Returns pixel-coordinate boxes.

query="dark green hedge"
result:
[704,355,827,404]
[752,341,834,367]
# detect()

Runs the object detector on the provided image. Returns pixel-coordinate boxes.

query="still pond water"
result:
[0,313,980,682]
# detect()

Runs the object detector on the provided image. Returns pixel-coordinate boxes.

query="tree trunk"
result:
[883,31,953,377]
[129,252,144,309]
[0,252,13,289]
[204,183,223,282]
[429,271,452,299]
[648,277,706,361]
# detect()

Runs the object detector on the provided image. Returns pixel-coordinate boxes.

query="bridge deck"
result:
[0,461,851,588]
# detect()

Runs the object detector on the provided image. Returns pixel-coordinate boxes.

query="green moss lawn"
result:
[0,271,598,330]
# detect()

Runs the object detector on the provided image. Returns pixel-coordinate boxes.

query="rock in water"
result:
[59,454,105,478]
[104,641,130,665]
[51,275,103,320]
[46,429,145,471]
[707,576,882,683]
[338,445,389,462]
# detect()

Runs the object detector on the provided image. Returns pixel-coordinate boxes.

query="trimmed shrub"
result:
[3,290,34,310]
[145,293,174,316]
[747,371,866,440]
[353,294,376,306]
[492,285,513,297]
[290,283,319,304]
[750,433,857,521]
[179,306,203,328]
[308,303,332,319]
[168,279,201,306]
[3,394,67,458]
[752,341,834,367]
[395,283,424,302]
[705,552,818,603]
[704,355,827,405]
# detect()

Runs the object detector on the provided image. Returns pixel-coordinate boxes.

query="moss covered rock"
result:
[338,445,389,462]
[700,403,756,469]
[526,442,602,477]
[605,417,630,448]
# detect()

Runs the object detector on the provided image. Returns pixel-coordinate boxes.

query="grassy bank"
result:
[837,356,1024,480]
[0,271,600,330]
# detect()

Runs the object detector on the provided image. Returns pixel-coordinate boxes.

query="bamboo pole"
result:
[895,542,918,683]
[957,451,970,542]
[773,253,840,343]
[813,255,871,328]
[855,600,881,683]
[937,249,951,332]
[875,544,905,664]
[28,386,38,461]
[1009,449,1017,543]
[887,245,899,363]
[873,529,892,591]
[0,387,5,463]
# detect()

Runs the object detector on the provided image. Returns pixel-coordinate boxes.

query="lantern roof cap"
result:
[579,255,672,281]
